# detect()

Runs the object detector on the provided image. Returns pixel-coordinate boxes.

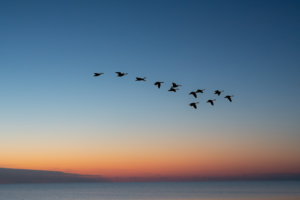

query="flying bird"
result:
[135,77,146,81]
[172,82,181,88]
[168,87,179,92]
[189,91,198,98]
[195,89,205,93]
[207,99,216,106]
[154,82,164,89]
[224,95,234,102]
[94,73,104,77]
[115,72,128,77]
[214,90,224,96]
[189,102,199,109]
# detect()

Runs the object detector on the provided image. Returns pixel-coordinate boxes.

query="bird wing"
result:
[192,93,197,98]
[158,83,161,88]
[172,82,176,87]
[228,97,232,102]
[211,101,214,105]
[193,104,197,109]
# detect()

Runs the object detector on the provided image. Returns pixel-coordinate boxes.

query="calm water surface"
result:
[0,181,299,200]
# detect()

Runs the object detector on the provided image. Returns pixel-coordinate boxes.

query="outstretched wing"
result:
[207,100,213,105]
[158,83,161,88]
[228,97,232,102]
[192,92,197,98]
[192,104,197,109]
[172,82,176,87]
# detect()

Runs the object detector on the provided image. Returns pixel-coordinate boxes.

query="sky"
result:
[1,0,300,179]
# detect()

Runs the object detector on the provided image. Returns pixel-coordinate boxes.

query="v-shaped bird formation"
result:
[94,72,234,109]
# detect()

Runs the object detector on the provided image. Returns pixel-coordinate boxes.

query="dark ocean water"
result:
[0,181,299,200]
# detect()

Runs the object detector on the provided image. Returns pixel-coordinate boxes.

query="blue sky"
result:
[0,0,299,176]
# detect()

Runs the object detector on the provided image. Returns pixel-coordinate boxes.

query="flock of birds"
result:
[94,72,234,109]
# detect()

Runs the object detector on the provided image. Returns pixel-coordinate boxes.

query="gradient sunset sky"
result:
[1,0,300,178]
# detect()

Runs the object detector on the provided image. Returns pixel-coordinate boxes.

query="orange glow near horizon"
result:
[1,129,300,178]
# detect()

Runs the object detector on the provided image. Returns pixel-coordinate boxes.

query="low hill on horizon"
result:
[0,168,108,184]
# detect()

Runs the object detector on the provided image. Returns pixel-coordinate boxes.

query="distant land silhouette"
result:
[107,173,300,182]
[0,168,107,184]
[1,168,300,184]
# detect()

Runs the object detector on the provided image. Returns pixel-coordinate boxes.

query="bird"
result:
[115,72,128,77]
[189,91,197,98]
[168,87,179,92]
[94,73,104,77]
[172,82,181,88]
[207,99,216,106]
[154,82,164,89]
[189,102,199,109]
[135,77,146,81]
[195,89,205,93]
[224,95,234,102]
[214,90,224,96]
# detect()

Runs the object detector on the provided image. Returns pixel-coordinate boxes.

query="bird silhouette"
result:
[195,89,205,93]
[94,73,104,77]
[189,91,197,98]
[214,90,224,96]
[172,82,181,88]
[168,87,179,92]
[207,99,216,106]
[189,102,199,109]
[115,72,128,77]
[154,82,164,89]
[135,77,146,81]
[224,95,234,102]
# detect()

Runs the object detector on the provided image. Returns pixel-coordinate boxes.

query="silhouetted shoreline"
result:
[1,168,299,184]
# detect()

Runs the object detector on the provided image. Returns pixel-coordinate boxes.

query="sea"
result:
[0,181,299,200]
